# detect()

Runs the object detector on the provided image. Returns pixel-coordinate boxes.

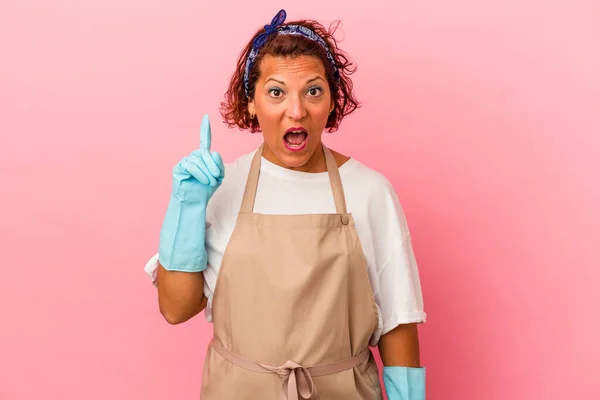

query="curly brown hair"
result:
[219,19,360,133]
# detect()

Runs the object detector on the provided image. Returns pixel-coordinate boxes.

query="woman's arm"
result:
[155,115,223,325]
[379,323,426,399]
[378,323,421,367]
[156,262,208,324]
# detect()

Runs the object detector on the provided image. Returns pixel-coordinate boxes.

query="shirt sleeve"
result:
[144,252,160,287]
[377,236,427,336]
[367,175,427,336]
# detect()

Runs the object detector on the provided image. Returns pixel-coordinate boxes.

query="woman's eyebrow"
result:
[306,76,325,84]
[265,76,325,85]
[266,78,285,85]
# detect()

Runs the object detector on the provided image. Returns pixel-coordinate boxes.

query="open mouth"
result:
[284,128,308,151]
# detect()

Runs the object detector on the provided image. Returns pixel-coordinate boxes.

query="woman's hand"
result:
[158,114,224,272]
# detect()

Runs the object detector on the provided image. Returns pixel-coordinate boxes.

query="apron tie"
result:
[211,338,370,400]
[262,360,316,400]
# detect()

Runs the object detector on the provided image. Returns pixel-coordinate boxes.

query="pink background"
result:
[1,0,599,399]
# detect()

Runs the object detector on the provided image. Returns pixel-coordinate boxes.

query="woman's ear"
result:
[248,100,256,118]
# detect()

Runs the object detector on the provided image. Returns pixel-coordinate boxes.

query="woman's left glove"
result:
[383,366,426,400]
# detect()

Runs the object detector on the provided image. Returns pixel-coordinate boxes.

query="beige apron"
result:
[200,143,382,400]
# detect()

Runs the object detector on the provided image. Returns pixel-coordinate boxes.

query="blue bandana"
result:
[243,9,340,97]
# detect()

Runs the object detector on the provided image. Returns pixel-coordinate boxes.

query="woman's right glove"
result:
[158,114,224,272]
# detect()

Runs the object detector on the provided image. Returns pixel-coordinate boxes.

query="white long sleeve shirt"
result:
[145,149,426,345]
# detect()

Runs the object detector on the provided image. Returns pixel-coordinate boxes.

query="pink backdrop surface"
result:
[1,1,599,399]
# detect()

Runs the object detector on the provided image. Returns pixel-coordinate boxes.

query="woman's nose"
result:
[285,96,307,121]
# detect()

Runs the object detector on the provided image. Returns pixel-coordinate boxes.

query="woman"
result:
[145,9,427,400]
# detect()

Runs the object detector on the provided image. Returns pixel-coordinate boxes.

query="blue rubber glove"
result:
[383,366,426,400]
[158,114,224,272]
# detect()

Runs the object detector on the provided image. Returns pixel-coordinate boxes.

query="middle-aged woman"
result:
[145,9,427,400]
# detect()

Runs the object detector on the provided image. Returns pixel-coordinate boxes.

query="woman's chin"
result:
[278,146,325,170]
[263,139,322,170]
[269,146,305,166]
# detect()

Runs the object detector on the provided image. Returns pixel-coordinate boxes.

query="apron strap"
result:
[322,145,348,215]
[239,143,348,215]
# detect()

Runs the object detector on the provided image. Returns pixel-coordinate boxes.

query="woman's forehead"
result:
[258,54,326,82]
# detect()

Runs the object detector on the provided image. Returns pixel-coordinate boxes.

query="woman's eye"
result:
[307,87,323,96]
[269,88,283,97]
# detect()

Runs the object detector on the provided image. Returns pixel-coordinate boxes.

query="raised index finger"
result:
[200,114,211,151]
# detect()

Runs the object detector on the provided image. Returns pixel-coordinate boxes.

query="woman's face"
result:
[248,54,334,171]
